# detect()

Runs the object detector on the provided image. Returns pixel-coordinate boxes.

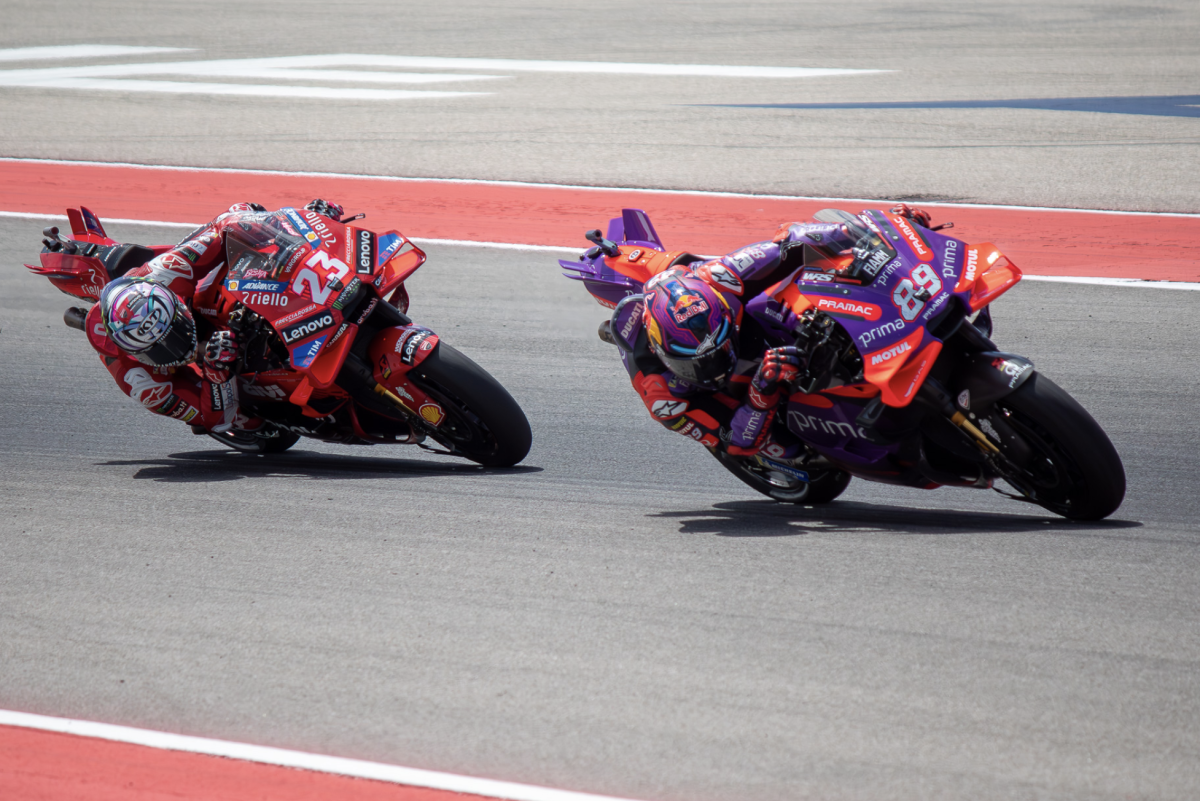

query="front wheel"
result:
[711,448,851,504]
[986,373,1125,520]
[408,342,532,467]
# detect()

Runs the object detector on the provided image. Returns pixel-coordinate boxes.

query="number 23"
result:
[292,250,350,304]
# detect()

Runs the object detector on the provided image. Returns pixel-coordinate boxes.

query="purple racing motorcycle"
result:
[561,207,1125,520]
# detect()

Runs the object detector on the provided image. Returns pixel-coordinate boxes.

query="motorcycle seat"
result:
[102,243,156,279]
[669,252,704,268]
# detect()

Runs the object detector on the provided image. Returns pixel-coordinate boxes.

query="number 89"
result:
[892,264,943,322]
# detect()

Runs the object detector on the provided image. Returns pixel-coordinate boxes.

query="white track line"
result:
[4,157,1199,218]
[0,709,642,801]
[412,237,579,253]
[0,52,881,101]
[1021,274,1200,290]
[0,210,579,252]
[24,78,486,101]
[5,210,1195,288]
[0,53,884,80]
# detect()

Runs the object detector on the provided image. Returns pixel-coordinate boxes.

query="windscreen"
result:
[224,212,311,282]
[812,208,897,282]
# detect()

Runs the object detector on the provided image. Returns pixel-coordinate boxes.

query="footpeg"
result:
[856,396,885,428]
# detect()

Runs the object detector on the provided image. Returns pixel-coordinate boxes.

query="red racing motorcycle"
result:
[27,205,532,467]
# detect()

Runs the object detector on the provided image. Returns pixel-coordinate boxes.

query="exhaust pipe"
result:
[63,307,87,331]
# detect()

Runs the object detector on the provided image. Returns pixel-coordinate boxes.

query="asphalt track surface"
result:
[2,2,1200,799]
[4,214,1200,800]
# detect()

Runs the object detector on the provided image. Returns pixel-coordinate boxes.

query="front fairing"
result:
[213,209,426,384]
[749,209,1021,408]
[219,211,355,375]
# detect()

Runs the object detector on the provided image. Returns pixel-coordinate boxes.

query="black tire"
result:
[712,448,851,504]
[207,425,301,454]
[988,373,1125,520]
[408,342,532,467]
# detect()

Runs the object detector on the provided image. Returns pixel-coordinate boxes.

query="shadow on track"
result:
[99,449,543,483]
[651,499,1143,537]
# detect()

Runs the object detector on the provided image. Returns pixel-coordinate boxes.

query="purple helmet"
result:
[643,270,737,387]
[99,277,198,367]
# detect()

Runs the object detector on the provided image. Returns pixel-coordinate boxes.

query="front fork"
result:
[918,376,1046,500]
[920,379,1000,455]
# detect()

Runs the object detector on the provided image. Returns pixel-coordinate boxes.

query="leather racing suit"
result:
[621,242,809,460]
[84,202,304,432]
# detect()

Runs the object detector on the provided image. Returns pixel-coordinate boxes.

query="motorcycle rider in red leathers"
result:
[80,199,344,433]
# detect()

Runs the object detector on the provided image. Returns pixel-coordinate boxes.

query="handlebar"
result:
[585,229,620,258]
[41,225,99,257]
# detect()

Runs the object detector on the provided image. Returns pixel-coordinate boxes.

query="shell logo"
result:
[419,402,444,425]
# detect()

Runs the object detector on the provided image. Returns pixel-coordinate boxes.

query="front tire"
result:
[408,342,532,467]
[987,373,1125,520]
[712,448,851,504]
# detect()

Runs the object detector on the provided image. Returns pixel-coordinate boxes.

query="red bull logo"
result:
[672,294,709,324]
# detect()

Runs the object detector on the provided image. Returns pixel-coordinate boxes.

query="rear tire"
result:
[408,342,532,467]
[988,373,1125,520]
[712,448,851,504]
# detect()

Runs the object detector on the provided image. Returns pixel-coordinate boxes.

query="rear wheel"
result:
[712,448,851,504]
[408,342,532,467]
[987,373,1125,520]
[206,424,300,454]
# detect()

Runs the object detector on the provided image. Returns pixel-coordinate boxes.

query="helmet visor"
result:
[658,321,737,387]
[139,308,198,366]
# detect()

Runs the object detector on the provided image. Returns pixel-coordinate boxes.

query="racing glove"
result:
[748,347,802,410]
[226,202,266,213]
[305,198,344,221]
[728,347,802,456]
[201,330,239,384]
[891,203,932,228]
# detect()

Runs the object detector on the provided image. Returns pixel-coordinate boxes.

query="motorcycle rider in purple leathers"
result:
[624,204,932,459]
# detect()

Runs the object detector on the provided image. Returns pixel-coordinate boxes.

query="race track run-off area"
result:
[2,158,1199,284]
[3,9,1200,800]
